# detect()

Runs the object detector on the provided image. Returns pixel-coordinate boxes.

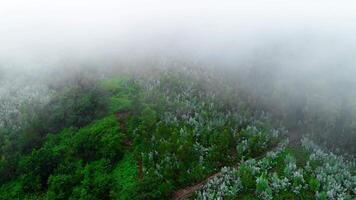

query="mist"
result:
[1,0,356,66]
[2,2,356,198]
[1,1,356,149]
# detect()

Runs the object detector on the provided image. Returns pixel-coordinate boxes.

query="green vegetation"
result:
[100,75,133,113]
[112,153,138,199]
[0,69,355,199]
[0,115,124,199]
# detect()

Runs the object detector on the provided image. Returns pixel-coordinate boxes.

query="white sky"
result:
[0,0,356,67]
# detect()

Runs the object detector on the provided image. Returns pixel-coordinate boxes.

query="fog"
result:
[1,1,356,68]
[1,1,356,151]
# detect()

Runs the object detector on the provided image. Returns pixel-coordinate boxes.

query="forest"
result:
[1,1,356,199]
[0,66,355,199]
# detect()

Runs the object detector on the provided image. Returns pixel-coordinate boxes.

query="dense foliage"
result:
[0,68,355,199]
[197,138,355,199]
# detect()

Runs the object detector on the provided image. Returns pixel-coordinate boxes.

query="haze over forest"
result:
[2,1,356,101]
[0,1,356,200]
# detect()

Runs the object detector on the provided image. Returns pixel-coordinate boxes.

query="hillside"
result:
[0,68,355,200]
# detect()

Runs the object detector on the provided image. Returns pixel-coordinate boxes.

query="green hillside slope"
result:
[0,70,355,200]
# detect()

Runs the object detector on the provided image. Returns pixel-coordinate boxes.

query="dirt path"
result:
[172,172,222,200]
[288,128,302,147]
[171,136,293,200]
[116,109,301,200]
[115,110,144,182]
[115,110,131,131]
[115,110,133,147]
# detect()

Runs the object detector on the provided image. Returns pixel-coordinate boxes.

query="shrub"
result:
[72,116,123,163]
[255,174,272,200]
[71,159,112,200]
[239,162,256,190]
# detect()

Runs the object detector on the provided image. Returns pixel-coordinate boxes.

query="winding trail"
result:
[171,144,283,200]
[115,110,134,147]
[171,128,302,200]
[172,172,222,200]
[115,110,143,181]
[116,109,302,200]
[288,128,302,147]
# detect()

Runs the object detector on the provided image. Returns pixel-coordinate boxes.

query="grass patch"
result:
[100,75,130,94]
[100,75,134,113]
